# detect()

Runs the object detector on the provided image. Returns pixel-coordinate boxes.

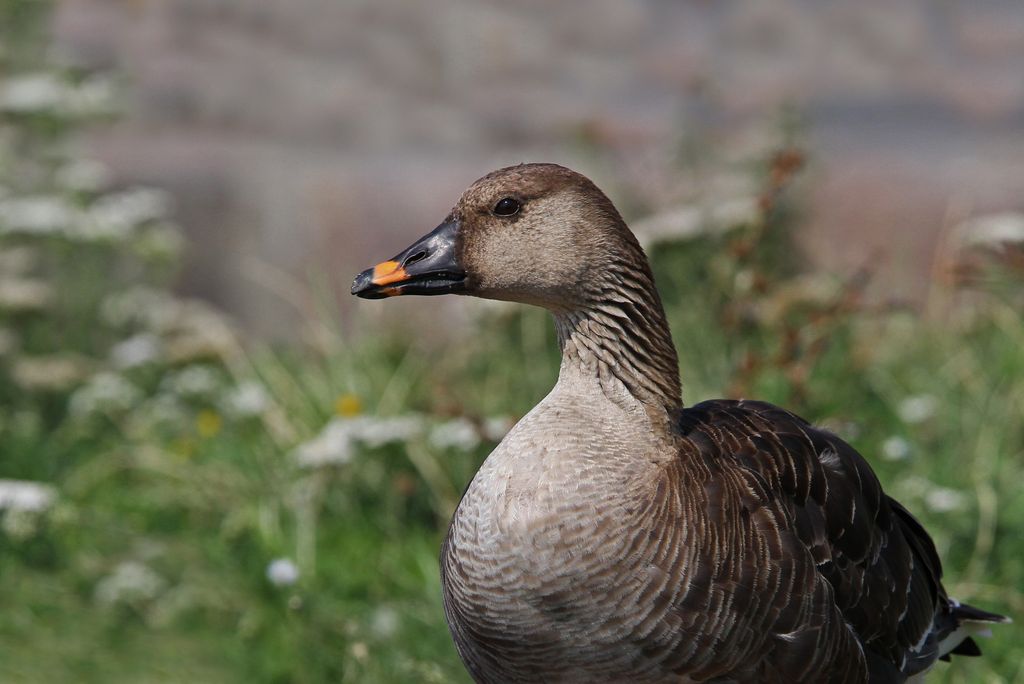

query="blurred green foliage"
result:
[2,4,1023,684]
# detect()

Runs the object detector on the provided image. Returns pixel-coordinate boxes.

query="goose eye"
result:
[493,197,521,217]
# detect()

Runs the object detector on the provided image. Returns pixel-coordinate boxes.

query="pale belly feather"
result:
[440,376,680,682]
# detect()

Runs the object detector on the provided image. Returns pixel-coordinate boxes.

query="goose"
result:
[351,163,1008,683]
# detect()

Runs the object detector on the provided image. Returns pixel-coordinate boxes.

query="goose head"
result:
[351,163,645,311]
[352,162,682,411]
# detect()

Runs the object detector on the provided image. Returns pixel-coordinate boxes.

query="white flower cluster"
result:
[0,188,175,242]
[429,417,480,451]
[370,606,399,638]
[100,289,236,363]
[69,372,143,419]
[221,381,271,418]
[109,333,162,369]
[0,479,57,513]
[0,73,64,112]
[632,197,760,248]
[957,212,1024,248]
[64,355,271,430]
[881,436,911,461]
[129,393,190,433]
[897,395,937,424]
[482,416,514,442]
[898,476,968,514]
[924,487,967,513]
[84,188,173,240]
[1,479,58,540]
[292,413,515,469]
[293,415,425,468]
[265,557,300,587]
[0,72,115,117]
[160,366,221,398]
[94,561,167,607]
[0,195,75,235]
[100,287,172,328]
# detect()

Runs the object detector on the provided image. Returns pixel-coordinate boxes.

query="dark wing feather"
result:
[675,398,984,680]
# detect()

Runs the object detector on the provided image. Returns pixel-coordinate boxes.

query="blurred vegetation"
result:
[2,4,1023,683]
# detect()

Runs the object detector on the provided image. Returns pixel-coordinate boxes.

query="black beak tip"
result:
[351,268,379,298]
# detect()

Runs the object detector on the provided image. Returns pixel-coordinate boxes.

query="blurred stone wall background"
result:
[51,0,1024,337]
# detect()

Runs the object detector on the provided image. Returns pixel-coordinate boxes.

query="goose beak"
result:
[351,218,466,299]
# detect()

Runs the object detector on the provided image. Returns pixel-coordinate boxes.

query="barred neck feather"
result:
[553,252,681,417]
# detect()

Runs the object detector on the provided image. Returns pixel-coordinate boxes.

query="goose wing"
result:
[675,398,984,680]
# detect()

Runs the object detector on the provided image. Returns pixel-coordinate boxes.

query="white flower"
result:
[69,372,142,418]
[896,477,968,514]
[0,72,114,117]
[1,491,58,538]
[95,561,166,606]
[0,479,57,512]
[222,381,270,418]
[711,197,761,228]
[294,421,355,468]
[266,558,300,586]
[898,475,931,499]
[292,415,425,468]
[110,333,162,369]
[429,417,480,451]
[350,415,423,448]
[0,73,65,113]
[631,197,760,248]
[632,206,704,246]
[161,365,221,398]
[370,606,399,637]
[0,195,75,235]
[958,212,1024,247]
[925,487,967,513]
[86,188,171,237]
[482,416,515,442]
[897,395,937,424]
[881,436,911,461]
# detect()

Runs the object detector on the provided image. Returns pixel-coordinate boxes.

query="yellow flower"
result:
[196,409,223,438]
[334,394,362,417]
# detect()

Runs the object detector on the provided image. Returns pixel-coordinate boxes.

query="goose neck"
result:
[552,281,681,415]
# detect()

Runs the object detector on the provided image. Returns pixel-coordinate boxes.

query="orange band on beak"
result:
[371,260,408,286]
